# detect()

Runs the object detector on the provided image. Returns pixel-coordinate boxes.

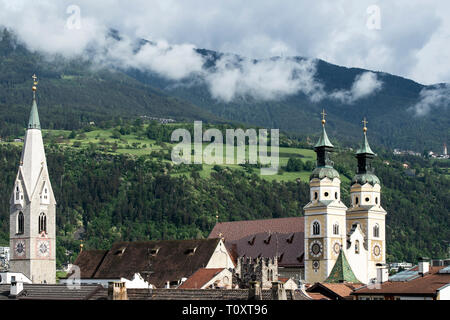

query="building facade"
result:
[304,114,386,284]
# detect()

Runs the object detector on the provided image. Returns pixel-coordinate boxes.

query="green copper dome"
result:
[351,173,380,186]
[310,166,340,180]
[314,125,334,148]
[28,97,41,130]
[356,132,374,155]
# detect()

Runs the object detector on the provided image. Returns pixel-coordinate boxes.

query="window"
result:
[375,197,378,204]
[374,224,380,238]
[17,212,24,234]
[333,223,339,235]
[312,221,320,235]
[335,192,338,200]
[365,197,370,202]
[38,213,47,234]
[324,192,329,197]
[355,240,360,254]
[355,196,359,205]
[314,192,318,200]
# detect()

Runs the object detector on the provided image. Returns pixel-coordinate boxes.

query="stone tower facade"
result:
[303,116,347,283]
[233,257,278,289]
[9,76,56,284]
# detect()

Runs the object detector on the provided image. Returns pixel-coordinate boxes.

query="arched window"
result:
[39,213,47,234]
[17,212,24,234]
[355,240,360,254]
[312,221,320,235]
[314,192,318,200]
[335,192,338,200]
[373,224,380,238]
[16,186,20,201]
[355,196,359,205]
[333,223,339,235]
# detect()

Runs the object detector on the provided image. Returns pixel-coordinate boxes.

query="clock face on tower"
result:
[333,241,341,254]
[15,240,26,257]
[37,240,50,258]
[309,240,323,258]
[373,244,381,257]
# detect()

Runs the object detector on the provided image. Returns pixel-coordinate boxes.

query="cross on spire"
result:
[32,74,38,98]
[362,117,368,133]
[321,109,327,126]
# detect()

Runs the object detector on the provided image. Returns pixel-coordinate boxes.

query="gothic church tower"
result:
[9,75,56,284]
[304,111,347,283]
[346,119,386,283]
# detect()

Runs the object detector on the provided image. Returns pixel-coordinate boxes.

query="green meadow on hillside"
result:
[28,125,321,183]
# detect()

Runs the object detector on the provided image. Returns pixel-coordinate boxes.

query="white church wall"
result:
[205,239,235,269]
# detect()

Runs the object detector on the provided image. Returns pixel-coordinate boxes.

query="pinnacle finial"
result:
[321,109,327,126]
[362,117,368,133]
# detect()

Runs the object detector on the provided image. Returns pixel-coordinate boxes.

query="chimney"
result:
[10,277,23,296]
[271,281,287,300]
[376,263,389,283]
[248,281,262,300]
[418,257,430,276]
[108,281,128,300]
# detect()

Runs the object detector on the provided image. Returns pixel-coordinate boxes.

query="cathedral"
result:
[304,111,386,284]
[6,75,385,287]
[8,75,56,284]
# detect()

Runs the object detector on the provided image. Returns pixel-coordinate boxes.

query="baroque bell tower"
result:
[9,75,56,284]
[346,118,386,283]
[304,110,347,283]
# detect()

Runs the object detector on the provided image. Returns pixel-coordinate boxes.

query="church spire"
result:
[28,74,41,130]
[310,109,340,180]
[352,117,380,186]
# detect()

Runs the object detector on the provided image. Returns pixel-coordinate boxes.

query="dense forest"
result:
[0,135,448,267]
[1,28,449,152]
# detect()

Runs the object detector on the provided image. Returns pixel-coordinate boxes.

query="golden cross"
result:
[321,109,327,126]
[32,74,37,81]
[362,117,368,127]
[362,117,368,132]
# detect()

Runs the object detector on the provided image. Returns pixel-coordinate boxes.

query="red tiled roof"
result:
[209,217,305,242]
[307,293,331,300]
[353,272,450,296]
[178,268,225,289]
[320,283,363,298]
[208,217,305,267]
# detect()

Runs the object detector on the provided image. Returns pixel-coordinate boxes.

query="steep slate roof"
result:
[353,268,450,297]
[74,239,222,288]
[0,284,102,300]
[325,250,361,283]
[72,250,108,279]
[178,268,225,289]
[208,217,305,268]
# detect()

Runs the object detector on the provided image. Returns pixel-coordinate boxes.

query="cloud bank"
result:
[409,84,450,116]
[330,72,383,104]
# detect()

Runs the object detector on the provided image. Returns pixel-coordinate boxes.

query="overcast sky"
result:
[1,0,449,87]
